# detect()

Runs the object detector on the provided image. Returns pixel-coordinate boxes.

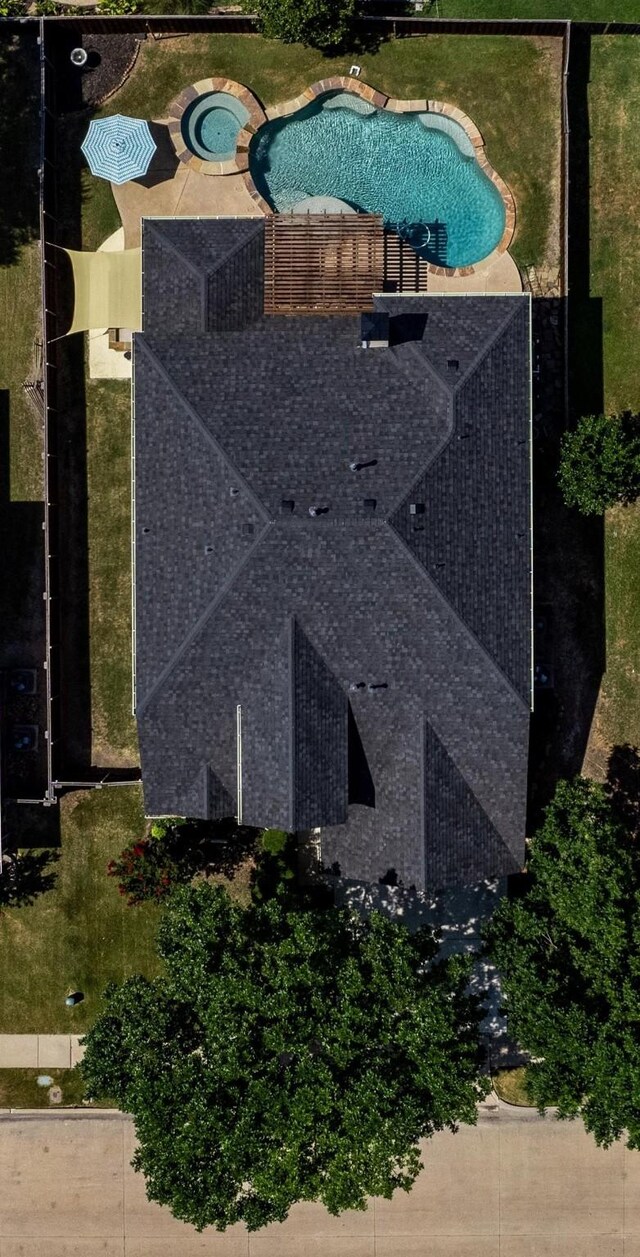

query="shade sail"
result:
[81,115,156,185]
[64,247,142,334]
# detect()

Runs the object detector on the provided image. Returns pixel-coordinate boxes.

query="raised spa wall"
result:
[167,78,267,177]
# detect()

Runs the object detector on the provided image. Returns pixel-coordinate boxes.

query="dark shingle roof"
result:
[134,219,532,890]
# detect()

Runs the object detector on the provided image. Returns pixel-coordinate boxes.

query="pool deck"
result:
[428,247,522,294]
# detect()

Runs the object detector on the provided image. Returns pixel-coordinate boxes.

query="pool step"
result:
[383,232,430,293]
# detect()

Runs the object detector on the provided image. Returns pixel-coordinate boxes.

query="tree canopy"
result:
[485,774,640,1148]
[246,0,358,52]
[558,411,640,514]
[81,882,488,1230]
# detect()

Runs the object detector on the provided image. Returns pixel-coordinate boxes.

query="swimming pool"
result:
[249,93,506,269]
[182,91,249,162]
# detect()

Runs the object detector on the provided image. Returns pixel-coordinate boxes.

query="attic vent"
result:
[204,544,214,554]
[447,358,459,372]
[229,486,240,498]
[409,502,425,515]
[363,498,376,513]
[280,499,294,514]
[361,311,389,350]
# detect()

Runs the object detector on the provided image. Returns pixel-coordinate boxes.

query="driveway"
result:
[1,1102,639,1255]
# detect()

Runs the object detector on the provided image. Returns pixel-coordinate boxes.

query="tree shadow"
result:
[605,744,640,839]
[0,849,59,911]
[0,29,40,267]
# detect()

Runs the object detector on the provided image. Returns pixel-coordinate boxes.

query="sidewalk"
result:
[0,1035,85,1069]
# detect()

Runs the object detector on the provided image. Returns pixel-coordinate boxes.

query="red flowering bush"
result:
[108,817,259,906]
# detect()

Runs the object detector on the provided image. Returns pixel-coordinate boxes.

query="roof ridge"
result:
[143,219,205,284]
[383,300,523,522]
[136,518,273,719]
[203,218,264,280]
[423,714,521,868]
[384,519,529,713]
[137,338,271,524]
[452,299,526,394]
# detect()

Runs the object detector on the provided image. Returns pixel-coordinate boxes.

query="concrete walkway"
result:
[0,1035,85,1070]
[0,1103,639,1255]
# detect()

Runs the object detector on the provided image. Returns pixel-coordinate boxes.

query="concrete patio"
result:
[112,117,261,249]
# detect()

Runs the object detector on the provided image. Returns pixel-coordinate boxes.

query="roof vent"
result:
[308,506,329,517]
[447,358,459,372]
[361,311,389,350]
[363,498,376,513]
[409,502,425,515]
[368,682,388,692]
[204,544,214,554]
[229,486,240,498]
[280,498,294,514]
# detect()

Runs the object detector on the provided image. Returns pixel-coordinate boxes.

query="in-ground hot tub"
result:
[181,91,250,162]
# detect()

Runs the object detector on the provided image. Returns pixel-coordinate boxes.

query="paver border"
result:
[166,77,267,177]
[243,76,516,276]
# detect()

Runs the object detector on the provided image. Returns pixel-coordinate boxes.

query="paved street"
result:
[1,1102,640,1255]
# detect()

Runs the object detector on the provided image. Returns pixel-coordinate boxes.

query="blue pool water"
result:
[249,95,506,268]
[182,92,249,161]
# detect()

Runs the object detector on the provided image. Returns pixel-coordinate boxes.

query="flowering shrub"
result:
[108,817,258,906]
[108,823,183,905]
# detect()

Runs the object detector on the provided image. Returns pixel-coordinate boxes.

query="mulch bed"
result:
[80,34,143,109]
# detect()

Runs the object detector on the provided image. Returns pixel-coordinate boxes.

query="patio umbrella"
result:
[81,114,156,186]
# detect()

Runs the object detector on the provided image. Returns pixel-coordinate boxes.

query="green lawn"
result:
[492,1067,535,1106]
[587,38,640,754]
[0,33,41,503]
[416,0,636,16]
[0,787,161,1034]
[0,244,42,504]
[101,32,561,272]
[0,1068,106,1109]
[86,378,138,765]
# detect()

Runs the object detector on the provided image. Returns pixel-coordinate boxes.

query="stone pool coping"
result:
[166,78,267,177]
[241,75,516,278]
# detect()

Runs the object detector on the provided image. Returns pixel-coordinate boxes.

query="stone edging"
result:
[242,76,516,276]
[166,78,267,177]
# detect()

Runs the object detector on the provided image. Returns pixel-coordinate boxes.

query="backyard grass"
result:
[86,377,138,765]
[0,786,161,1034]
[418,0,635,16]
[101,32,561,272]
[0,243,42,504]
[585,38,640,758]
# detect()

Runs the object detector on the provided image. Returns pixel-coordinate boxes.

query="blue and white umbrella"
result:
[81,114,156,186]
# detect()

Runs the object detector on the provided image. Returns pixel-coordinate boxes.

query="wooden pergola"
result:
[263,213,385,314]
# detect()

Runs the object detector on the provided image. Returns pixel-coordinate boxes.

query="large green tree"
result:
[485,775,640,1147]
[81,882,488,1231]
[558,411,640,514]
[246,0,358,52]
